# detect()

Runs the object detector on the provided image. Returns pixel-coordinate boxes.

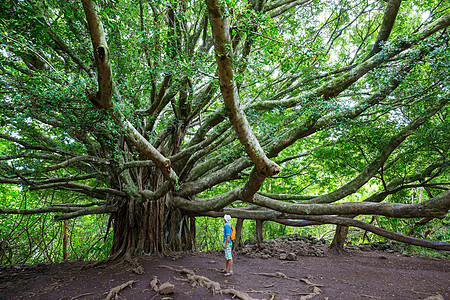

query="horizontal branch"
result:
[54,205,117,221]
[291,215,450,251]
[177,158,250,197]
[250,190,450,218]
[0,204,117,218]
[173,188,241,212]
[141,179,177,203]
[306,95,449,204]
[191,207,288,220]
[45,156,110,171]
[0,133,78,156]
[257,192,317,201]
[28,182,127,197]
[194,207,450,250]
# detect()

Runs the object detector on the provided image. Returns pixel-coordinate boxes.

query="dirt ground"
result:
[0,244,449,300]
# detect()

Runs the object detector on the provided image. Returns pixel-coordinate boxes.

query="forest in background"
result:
[1,0,450,265]
[1,185,448,265]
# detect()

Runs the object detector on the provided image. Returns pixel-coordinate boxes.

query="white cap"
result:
[224,214,231,223]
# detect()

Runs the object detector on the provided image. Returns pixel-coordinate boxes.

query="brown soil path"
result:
[0,247,448,300]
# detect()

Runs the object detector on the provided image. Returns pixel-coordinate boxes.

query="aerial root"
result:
[104,280,137,300]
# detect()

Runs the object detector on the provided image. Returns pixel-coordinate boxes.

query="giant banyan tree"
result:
[1,0,449,259]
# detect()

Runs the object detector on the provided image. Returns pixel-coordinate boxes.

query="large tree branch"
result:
[254,11,450,111]
[27,182,127,198]
[178,41,430,191]
[283,215,450,251]
[365,0,402,60]
[141,179,177,203]
[122,119,177,181]
[257,192,317,201]
[177,126,232,181]
[177,158,250,197]
[317,11,450,100]
[81,0,178,181]
[306,95,448,204]
[0,205,117,220]
[53,205,117,221]
[196,207,450,250]
[45,155,110,171]
[250,190,450,218]
[81,0,113,109]
[27,0,95,78]
[207,0,280,180]
[172,188,241,212]
[170,122,230,166]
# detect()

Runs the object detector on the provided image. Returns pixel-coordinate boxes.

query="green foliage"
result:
[0,187,111,264]
[0,0,449,263]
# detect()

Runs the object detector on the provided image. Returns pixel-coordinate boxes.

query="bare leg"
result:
[225,260,230,272]
[228,259,233,273]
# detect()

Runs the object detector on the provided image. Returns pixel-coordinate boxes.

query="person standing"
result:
[222,214,233,276]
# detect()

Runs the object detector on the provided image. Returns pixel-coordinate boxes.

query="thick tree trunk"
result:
[234,218,244,250]
[256,220,264,244]
[110,193,194,259]
[166,207,195,252]
[330,225,349,253]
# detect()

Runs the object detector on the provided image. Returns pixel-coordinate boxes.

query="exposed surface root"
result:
[159,265,259,300]
[149,276,159,292]
[149,275,174,295]
[105,280,136,300]
[69,292,94,300]
[252,272,323,287]
[424,294,445,300]
[299,286,322,300]
[125,257,145,275]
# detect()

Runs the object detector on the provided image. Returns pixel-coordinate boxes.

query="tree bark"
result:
[206,0,280,181]
[81,0,112,109]
[235,218,244,250]
[111,193,194,258]
[365,0,403,60]
[330,225,349,253]
[256,220,264,244]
